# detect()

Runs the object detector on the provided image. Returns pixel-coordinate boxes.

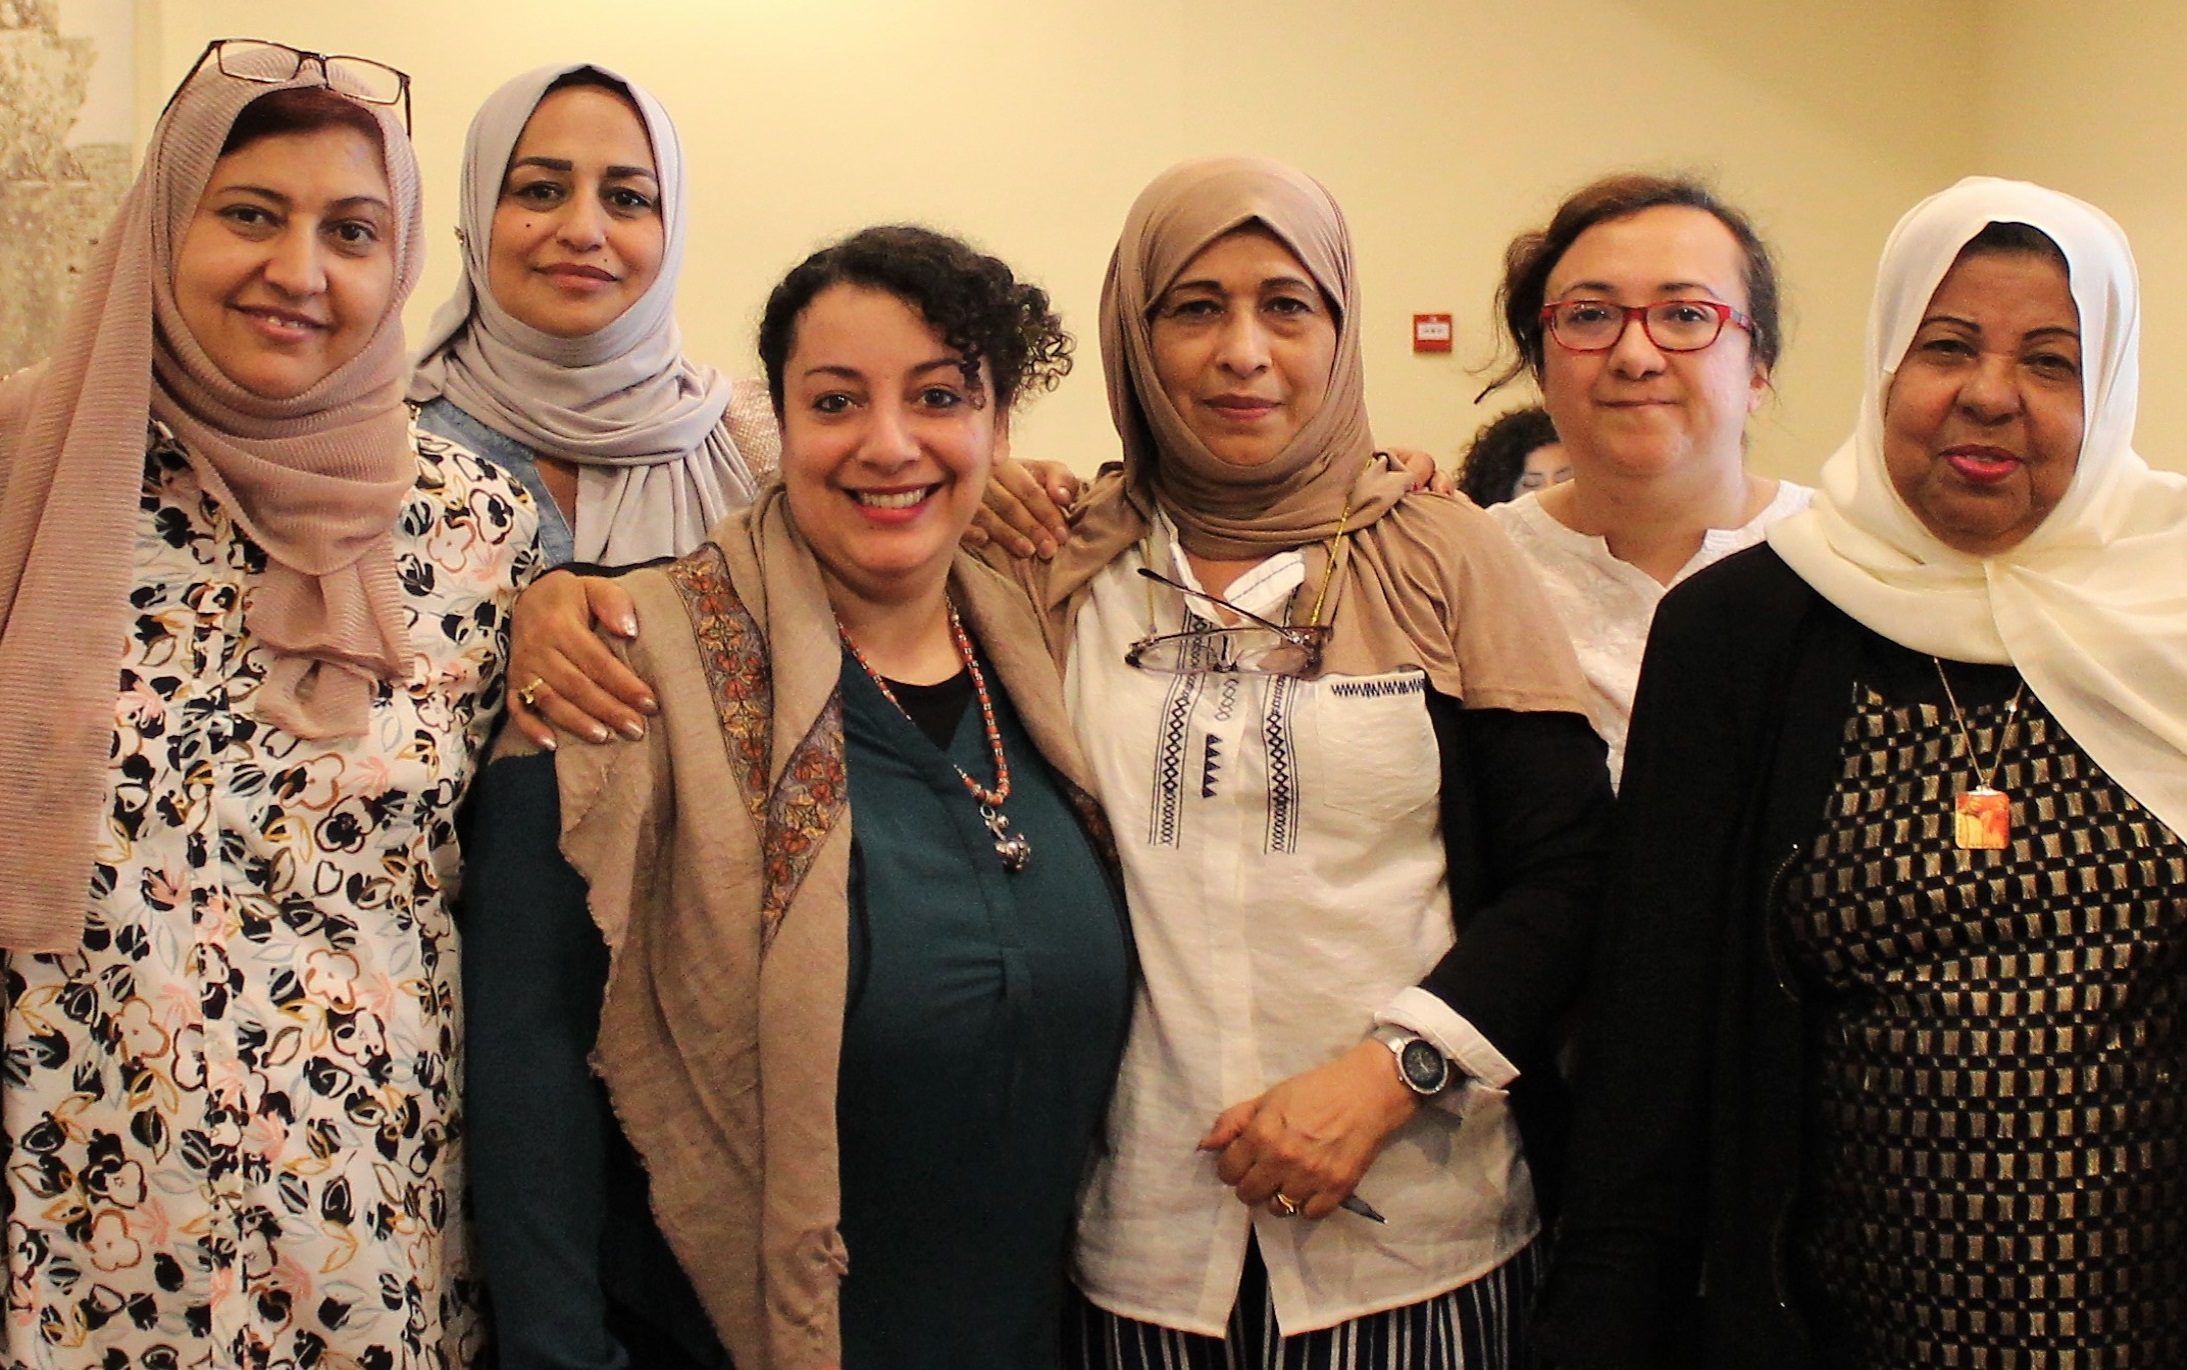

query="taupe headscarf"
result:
[0,48,423,952]
[408,64,753,563]
[1044,156,1589,712]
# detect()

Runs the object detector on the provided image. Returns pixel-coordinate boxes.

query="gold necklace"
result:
[1933,659,2027,852]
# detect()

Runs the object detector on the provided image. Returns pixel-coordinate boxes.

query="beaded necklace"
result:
[840,605,1032,872]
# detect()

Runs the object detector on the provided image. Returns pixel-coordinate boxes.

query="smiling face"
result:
[1538,204,1768,483]
[1882,247,2084,556]
[1147,226,1337,468]
[486,83,665,338]
[779,283,1001,610]
[172,126,396,400]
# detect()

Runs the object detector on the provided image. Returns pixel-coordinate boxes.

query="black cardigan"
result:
[1427,692,1614,1221]
[1535,544,1981,1370]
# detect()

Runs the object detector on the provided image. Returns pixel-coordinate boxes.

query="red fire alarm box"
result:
[1413,313,1453,353]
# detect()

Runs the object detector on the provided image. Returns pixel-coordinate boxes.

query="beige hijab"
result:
[1045,156,1589,711]
[0,51,424,952]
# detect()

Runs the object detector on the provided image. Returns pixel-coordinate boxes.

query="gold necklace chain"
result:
[1933,658,2027,790]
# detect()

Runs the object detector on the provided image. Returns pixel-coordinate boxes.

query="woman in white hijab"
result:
[1537,177,2187,1370]
[410,62,772,570]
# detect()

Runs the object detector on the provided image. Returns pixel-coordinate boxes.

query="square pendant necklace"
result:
[1933,659,2027,852]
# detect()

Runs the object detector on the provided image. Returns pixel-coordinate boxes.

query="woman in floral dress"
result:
[0,39,535,1368]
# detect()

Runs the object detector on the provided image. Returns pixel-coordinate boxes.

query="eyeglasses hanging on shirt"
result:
[1124,506,1353,679]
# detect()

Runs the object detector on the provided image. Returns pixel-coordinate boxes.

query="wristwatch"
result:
[1372,1025,1454,1097]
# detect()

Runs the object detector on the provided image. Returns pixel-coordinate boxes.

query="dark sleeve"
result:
[1533,564,1796,1370]
[460,751,628,1370]
[556,557,676,578]
[1415,700,1614,1069]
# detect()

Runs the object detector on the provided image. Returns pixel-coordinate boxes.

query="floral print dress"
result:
[3,421,537,1370]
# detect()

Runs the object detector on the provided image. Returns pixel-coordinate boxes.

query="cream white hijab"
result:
[408,63,753,563]
[1770,175,2187,836]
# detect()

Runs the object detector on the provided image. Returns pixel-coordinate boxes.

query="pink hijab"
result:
[0,46,425,952]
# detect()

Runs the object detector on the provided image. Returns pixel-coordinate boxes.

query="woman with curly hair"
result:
[457,224,1127,1370]
[1456,405,1567,507]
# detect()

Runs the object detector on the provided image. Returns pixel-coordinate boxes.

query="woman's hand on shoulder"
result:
[965,456,1080,559]
[1198,1039,1419,1220]
[1384,446,1455,496]
[506,569,658,750]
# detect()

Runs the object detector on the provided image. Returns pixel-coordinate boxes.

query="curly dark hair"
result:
[1482,172,1783,399]
[1456,406,1560,507]
[758,225,1072,417]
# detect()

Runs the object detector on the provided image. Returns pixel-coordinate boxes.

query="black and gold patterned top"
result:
[1784,675,2187,1370]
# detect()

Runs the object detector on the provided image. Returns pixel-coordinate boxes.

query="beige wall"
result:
[1980,3,2187,472]
[141,2,2027,479]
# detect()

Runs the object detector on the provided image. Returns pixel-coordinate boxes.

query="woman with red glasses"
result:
[1540,177,2187,1370]
[1478,174,1812,784]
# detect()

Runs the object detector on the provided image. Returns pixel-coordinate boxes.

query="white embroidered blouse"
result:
[1066,514,1533,1337]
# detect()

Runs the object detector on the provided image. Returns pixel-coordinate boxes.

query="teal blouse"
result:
[835,647,1131,1369]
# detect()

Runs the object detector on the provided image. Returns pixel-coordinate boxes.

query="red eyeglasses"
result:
[1540,298,1754,353]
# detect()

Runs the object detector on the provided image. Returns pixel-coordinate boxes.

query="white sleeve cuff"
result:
[1374,985,1520,1089]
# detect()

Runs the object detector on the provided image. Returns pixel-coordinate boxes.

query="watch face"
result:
[1399,1039,1450,1094]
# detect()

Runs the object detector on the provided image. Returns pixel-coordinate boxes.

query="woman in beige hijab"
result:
[1033,155,1610,1370]
[0,41,535,1366]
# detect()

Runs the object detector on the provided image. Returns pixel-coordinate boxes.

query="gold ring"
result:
[515,677,545,708]
[1271,1192,1302,1218]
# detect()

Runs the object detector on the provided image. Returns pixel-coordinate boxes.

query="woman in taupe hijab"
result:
[0,40,535,1367]
[1021,156,1611,1369]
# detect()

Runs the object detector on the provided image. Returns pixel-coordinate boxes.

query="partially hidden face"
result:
[488,84,665,338]
[1148,226,1337,468]
[1515,440,1574,499]
[1882,248,2084,556]
[173,125,397,400]
[1538,204,1768,481]
[779,283,1002,605]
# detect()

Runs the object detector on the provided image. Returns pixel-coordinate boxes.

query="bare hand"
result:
[1198,1040,1419,1219]
[506,570,657,749]
[1384,446,1455,496]
[967,457,1080,559]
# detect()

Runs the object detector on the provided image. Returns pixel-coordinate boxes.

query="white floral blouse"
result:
[2,421,537,1369]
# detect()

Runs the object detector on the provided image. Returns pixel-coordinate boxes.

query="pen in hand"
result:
[1339,1194,1386,1223]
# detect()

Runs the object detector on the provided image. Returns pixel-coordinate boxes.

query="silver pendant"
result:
[980,805,1032,873]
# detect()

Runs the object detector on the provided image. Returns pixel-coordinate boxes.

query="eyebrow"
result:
[1554,279,1727,300]
[801,358,967,383]
[1921,312,2080,341]
[1165,274,1318,294]
[211,184,392,216]
[508,155,658,182]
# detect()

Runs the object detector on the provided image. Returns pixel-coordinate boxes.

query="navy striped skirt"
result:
[1066,1238,1542,1370]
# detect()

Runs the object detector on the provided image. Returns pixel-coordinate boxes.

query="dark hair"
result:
[757,224,1072,415]
[1957,220,2069,271]
[542,65,638,102]
[1456,406,1560,507]
[220,85,385,157]
[1484,172,1783,397]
